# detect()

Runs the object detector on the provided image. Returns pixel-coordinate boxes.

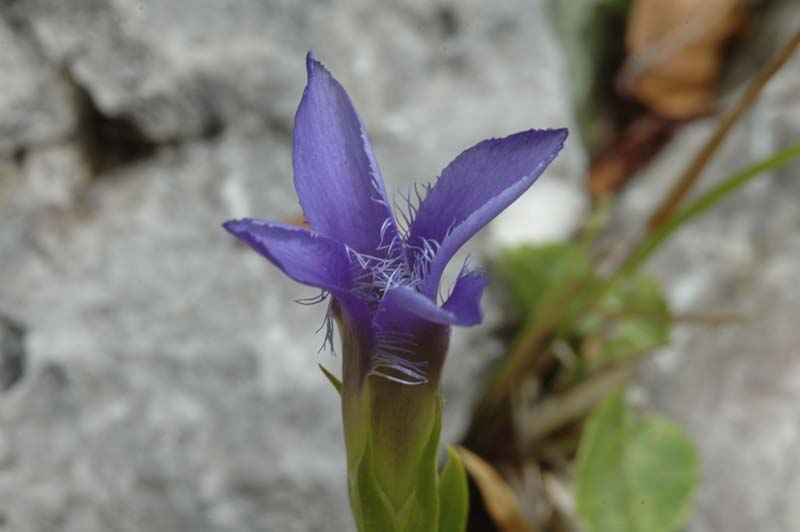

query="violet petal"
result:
[375,284,483,328]
[408,128,568,297]
[440,270,487,326]
[293,53,400,256]
[223,218,351,289]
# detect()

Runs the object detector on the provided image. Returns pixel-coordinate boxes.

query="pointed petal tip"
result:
[542,126,569,157]
[222,218,244,234]
[484,127,568,143]
[522,126,569,146]
[305,51,327,79]
[547,128,569,158]
[305,50,315,72]
[554,126,569,146]
[222,217,259,236]
[505,127,569,153]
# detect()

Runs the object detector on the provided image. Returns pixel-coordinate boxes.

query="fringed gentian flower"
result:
[224,53,567,532]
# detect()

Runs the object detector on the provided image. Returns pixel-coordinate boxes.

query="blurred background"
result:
[0,0,798,531]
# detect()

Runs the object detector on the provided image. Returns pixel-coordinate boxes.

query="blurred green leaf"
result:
[576,275,670,369]
[494,244,669,371]
[438,446,469,532]
[494,243,594,330]
[576,391,699,532]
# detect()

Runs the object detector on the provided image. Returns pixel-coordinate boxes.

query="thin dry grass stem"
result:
[518,357,640,447]
[592,308,746,325]
[541,473,577,526]
[646,28,800,231]
[668,311,747,326]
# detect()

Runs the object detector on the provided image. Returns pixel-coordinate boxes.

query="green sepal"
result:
[348,398,444,532]
[399,398,442,532]
[350,435,399,532]
[318,363,342,395]
[438,445,469,532]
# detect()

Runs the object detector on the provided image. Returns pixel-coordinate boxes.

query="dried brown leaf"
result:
[618,0,745,118]
[457,446,536,532]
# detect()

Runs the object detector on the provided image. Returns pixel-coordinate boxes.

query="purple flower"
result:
[224,53,566,388]
[224,54,567,521]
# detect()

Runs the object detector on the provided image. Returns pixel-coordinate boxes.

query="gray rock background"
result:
[0,1,584,531]
[0,0,797,531]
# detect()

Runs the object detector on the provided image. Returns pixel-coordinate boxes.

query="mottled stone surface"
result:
[0,18,78,156]
[0,135,353,532]
[0,1,585,531]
